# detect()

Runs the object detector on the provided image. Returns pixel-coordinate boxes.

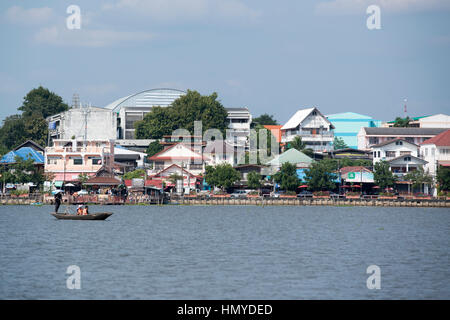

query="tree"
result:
[7,155,44,185]
[252,113,278,128]
[273,162,300,192]
[168,173,183,185]
[77,173,90,187]
[0,86,68,149]
[135,90,228,139]
[303,159,337,191]
[333,137,348,150]
[405,168,433,193]
[19,86,69,119]
[373,161,396,190]
[436,165,450,192]
[247,171,262,190]
[286,136,314,157]
[123,169,146,180]
[204,163,241,190]
[146,140,164,158]
[393,116,410,127]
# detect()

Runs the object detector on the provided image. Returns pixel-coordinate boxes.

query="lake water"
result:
[0,205,449,299]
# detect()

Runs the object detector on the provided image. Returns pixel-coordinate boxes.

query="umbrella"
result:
[342,185,351,188]
[65,183,75,187]
[352,184,361,188]
[298,185,308,188]
[372,186,380,189]
[52,189,64,195]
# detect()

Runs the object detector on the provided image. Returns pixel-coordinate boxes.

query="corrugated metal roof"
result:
[281,107,315,130]
[0,147,44,164]
[266,148,313,166]
[363,127,447,136]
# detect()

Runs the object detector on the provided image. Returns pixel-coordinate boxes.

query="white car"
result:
[77,189,89,195]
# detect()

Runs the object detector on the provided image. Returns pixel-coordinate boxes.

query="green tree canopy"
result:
[405,168,433,193]
[19,86,69,118]
[373,160,396,190]
[252,113,278,127]
[436,166,450,192]
[135,90,228,139]
[303,159,338,191]
[123,169,146,180]
[333,137,348,150]
[247,171,262,190]
[273,162,300,191]
[204,163,241,190]
[393,116,411,127]
[146,140,164,158]
[0,86,68,150]
[286,136,314,157]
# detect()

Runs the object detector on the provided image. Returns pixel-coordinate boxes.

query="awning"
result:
[54,181,63,188]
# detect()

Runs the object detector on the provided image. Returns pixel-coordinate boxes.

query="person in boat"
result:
[82,205,89,215]
[54,191,62,213]
[76,205,83,215]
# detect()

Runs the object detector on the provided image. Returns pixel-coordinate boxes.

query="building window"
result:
[404,157,411,162]
[378,151,380,158]
[369,137,379,145]
[395,141,403,146]
[47,157,58,165]
[400,151,411,156]
[72,158,83,165]
[425,148,428,156]
[405,137,414,143]
[431,148,435,156]
[385,151,396,158]
[373,151,377,158]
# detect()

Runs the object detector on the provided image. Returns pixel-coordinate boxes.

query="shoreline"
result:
[1,197,449,208]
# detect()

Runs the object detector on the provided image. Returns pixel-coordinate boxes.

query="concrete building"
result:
[44,139,115,183]
[357,127,448,150]
[281,107,334,153]
[420,129,450,178]
[47,106,117,143]
[326,112,381,149]
[104,88,186,141]
[226,107,252,149]
[371,139,419,164]
[383,114,450,128]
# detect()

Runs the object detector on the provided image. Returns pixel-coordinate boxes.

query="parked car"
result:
[297,190,313,197]
[230,190,248,198]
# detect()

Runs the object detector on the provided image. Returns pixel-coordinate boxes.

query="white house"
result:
[281,107,334,153]
[415,114,450,128]
[147,143,207,176]
[420,129,450,178]
[203,140,237,167]
[371,139,419,164]
[226,107,252,149]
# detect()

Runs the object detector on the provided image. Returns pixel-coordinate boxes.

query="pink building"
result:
[357,127,447,151]
[45,139,115,183]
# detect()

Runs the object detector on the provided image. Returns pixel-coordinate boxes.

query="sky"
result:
[0,0,449,124]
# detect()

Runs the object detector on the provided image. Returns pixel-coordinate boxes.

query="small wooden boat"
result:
[51,212,113,220]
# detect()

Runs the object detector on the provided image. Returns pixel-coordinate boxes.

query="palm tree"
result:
[288,136,314,157]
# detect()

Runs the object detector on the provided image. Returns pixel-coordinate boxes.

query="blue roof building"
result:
[0,147,44,164]
[326,112,381,149]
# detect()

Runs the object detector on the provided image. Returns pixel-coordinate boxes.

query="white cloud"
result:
[34,26,155,47]
[315,0,450,15]
[102,0,261,23]
[5,6,54,25]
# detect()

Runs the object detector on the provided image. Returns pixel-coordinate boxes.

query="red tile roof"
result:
[340,166,372,175]
[421,129,450,147]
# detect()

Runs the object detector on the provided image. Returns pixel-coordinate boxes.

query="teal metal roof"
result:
[266,148,313,166]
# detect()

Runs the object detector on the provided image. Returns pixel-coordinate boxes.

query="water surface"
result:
[0,205,449,299]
